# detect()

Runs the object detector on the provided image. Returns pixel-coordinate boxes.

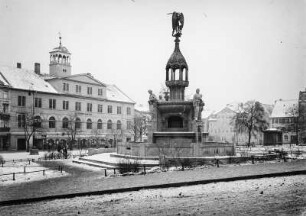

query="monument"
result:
[118,12,235,157]
[147,12,205,148]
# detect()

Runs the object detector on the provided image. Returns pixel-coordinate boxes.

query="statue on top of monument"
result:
[148,90,158,105]
[148,90,158,120]
[169,12,184,37]
[193,88,205,121]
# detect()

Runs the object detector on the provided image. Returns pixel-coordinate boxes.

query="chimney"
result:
[17,62,22,69]
[34,63,40,75]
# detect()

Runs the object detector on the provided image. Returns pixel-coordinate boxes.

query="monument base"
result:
[117,141,235,158]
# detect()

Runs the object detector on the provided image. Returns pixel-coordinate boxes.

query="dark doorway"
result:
[168,116,183,128]
[17,138,26,150]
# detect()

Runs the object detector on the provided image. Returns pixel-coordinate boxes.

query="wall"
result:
[117,142,235,157]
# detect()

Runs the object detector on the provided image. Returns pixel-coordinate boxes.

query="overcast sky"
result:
[0,0,305,111]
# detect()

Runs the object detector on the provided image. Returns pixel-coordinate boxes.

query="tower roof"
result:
[50,34,71,54]
[50,45,70,54]
[166,37,188,70]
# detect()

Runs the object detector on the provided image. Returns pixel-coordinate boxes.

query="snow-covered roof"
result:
[106,85,135,104]
[135,103,149,112]
[0,65,58,93]
[271,99,297,118]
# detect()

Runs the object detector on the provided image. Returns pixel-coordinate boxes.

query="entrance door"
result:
[17,139,26,150]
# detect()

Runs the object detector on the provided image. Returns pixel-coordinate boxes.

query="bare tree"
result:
[232,101,269,148]
[62,113,82,156]
[130,115,148,142]
[23,113,44,152]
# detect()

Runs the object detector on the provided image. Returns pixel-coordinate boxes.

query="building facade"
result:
[269,99,298,144]
[0,39,135,151]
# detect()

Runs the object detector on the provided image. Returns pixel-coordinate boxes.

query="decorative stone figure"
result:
[148,90,158,105]
[193,88,205,120]
[148,90,158,120]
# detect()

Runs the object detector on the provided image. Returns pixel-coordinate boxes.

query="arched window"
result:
[107,120,112,129]
[97,119,102,130]
[117,120,121,130]
[62,117,69,129]
[75,117,81,129]
[87,119,92,129]
[34,116,42,128]
[49,116,56,128]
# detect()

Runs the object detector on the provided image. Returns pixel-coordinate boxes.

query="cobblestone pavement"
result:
[1,159,306,203]
[1,175,306,215]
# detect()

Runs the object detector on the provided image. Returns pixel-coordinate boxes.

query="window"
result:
[49,117,56,128]
[117,120,122,130]
[75,102,81,111]
[87,119,92,129]
[3,92,8,99]
[49,99,56,109]
[87,103,92,112]
[98,88,103,96]
[63,83,69,91]
[34,98,42,108]
[127,120,132,130]
[108,105,112,113]
[127,107,131,115]
[97,119,102,129]
[87,87,92,95]
[107,120,112,129]
[75,118,81,129]
[62,117,69,129]
[17,114,25,128]
[18,96,26,106]
[117,106,122,114]
[76,85,81,93]
[284,135,289,142]
[63,69,67,73]
[98,104,103,113]
[63,101,69,110]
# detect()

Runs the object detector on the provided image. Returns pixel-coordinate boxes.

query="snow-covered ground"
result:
[1,175,305,215]
[0,161,68,186]
[0,149,88,161]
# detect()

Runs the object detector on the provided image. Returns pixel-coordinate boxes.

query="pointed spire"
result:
[58,32,62,47]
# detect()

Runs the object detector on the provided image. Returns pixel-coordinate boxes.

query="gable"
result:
[65,74,106,86]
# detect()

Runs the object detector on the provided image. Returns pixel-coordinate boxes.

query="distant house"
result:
[269,99,298,145]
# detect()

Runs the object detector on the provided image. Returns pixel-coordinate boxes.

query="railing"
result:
[0,165,64,181]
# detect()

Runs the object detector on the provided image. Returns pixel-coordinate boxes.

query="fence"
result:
[0,165,64,181]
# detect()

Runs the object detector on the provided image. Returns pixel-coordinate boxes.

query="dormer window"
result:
[63,83,69,91]
[76,85,81,93]
[87,87,92,95]
[98,88,103,96]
